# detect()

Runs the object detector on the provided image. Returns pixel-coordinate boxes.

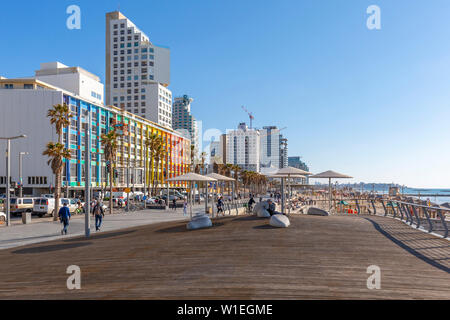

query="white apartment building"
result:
[226,123,260,172]
[172,95,199,154]
[258,126,281,169]
[35,62,104,105]
[209,140,221,163]
[106,11,172,128]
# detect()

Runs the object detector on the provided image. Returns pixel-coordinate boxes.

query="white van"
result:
[33,198,77,217]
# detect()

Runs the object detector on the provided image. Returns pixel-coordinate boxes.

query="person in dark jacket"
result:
[248,196,256,212]
[92,200,105,232]
[217,197,224,215]
[267,199,276,216]
[172,197,177,211]
[58,203,71,235]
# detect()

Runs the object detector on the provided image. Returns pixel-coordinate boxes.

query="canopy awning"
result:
[167,172,217,182]
[205,173,235,182]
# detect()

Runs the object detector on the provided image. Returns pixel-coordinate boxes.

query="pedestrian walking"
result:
[183,200,188,216]
[93,200,105,232]
[58,202,71,235]
[172,197,177,211]
[217,196,224,216]
[248,196,256,213]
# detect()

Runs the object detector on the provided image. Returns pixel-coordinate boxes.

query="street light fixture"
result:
[0,135,27,227]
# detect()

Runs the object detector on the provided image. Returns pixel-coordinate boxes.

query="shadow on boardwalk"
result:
[364,217,449,273]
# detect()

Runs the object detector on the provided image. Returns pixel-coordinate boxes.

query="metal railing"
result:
[303,197,449,238]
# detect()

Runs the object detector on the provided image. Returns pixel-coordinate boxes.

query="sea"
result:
[360,187,450,205]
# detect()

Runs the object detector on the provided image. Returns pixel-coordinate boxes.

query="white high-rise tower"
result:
[106,11,172,128]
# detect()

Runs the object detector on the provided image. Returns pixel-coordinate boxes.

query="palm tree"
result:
[101,129,119,215]
[46,104,73,220]
[43,143,71,220]
[145,133,162,197]
[231,165,241,197]
[47,103,73,144]
[152,142,164,196]
[225,164,233,177]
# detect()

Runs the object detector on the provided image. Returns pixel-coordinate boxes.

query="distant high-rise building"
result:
[279,136,288,168]
[226,123,260,172]
[288,156,309,184]
[105,11,172,128]
[172,95,199,155]
[259,126,281,169]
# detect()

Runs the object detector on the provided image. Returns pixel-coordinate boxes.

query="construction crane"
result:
[241,106,255,129]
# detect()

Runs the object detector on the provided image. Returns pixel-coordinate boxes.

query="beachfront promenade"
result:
[0,209,448,299]
[0,207,199,250]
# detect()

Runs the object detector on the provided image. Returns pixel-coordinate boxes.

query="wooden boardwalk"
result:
[0,214,448,299]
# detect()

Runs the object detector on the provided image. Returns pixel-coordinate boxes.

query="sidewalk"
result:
[0,204,207,250]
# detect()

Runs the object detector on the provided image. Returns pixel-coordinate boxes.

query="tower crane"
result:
[241,106,255,129]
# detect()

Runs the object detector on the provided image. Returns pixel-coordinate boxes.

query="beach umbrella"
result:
[167,173,217,218]
[440,202,450,209]
[269,173,306,215]
[309,170,352,213]
[273,167,312,215]
[206,173,235,217]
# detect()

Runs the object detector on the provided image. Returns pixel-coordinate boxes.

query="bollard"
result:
[22,212,31,224]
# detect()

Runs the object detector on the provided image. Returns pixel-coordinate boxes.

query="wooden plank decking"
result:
[0,214,448,299]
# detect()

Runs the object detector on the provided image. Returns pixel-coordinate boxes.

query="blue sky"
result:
[1,0,450,187]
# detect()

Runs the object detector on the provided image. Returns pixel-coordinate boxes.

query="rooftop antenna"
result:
[241,106,255,129]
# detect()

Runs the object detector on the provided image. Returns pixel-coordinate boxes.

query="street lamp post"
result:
[0,135,27,227]
[18,152,29,198]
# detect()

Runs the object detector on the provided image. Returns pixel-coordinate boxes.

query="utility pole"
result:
[144,144,147,198]
[18,152,29,198]
[84,110,91,237]
[127,158,130,212]
[1,135,27,227]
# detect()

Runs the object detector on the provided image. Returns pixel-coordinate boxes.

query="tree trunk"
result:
[109,168,113,215]
[53,169,61,221]
[148,158,153,197]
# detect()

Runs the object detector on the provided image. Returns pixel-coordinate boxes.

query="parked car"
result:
[145,197,158,204]
[0,212,5,223]
[33,198,78,218]
[41,194,54,198]
[10,197,37,216]
[0,199,4,212]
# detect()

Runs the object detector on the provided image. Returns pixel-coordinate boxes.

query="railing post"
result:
[390,202,396,218]
[422,207,433,233]
[400,203,407,223]
[371,200,376,216]
[381,200,387,216]
[436,209,449,238]
[402,204,413,225]
[396,202,404,220]
[411,205,421,229]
